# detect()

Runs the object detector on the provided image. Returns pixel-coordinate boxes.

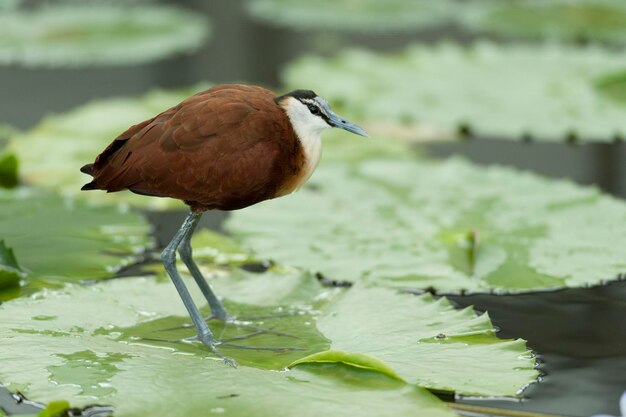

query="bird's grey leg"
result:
[161,211,235,366]
[177,211,229,321]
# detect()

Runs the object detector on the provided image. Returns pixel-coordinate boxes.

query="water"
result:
[2,0,625,415]
[451,281,626,416]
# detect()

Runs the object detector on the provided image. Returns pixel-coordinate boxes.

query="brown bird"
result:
[81,84,367,364]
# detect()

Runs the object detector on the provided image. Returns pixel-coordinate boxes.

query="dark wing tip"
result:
[80,163,94,175]
[81,181,97,191]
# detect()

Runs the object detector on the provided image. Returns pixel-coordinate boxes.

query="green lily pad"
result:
[0,4,210,67]
[8,85,210,209]
[463,0,626,45]
[291,286,537,396]
[0,276,455,416]
[283,42,626,142]
[226,156,626,293]
[0,188,151,289]
[246,0,457,32]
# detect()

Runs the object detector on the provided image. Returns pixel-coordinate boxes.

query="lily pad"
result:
[246,0,457,32]
[226,156,626,294]
[0,188,151,289]
[0,4,210,67]
[462,0,626,45]
[283,42,626,142]
[291,286,537,396]
[0,276,456,417]
[8,86,210,209]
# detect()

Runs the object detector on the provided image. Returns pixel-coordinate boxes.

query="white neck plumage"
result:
[281,97,327,190]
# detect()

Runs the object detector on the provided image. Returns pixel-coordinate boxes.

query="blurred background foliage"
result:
[1,1,626,417]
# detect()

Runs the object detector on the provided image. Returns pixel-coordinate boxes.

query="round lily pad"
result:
[0,276,463,416]
[226,156,626,294]
[0,4,210,67]
[462,0,626,45]
[246,0,456,32]
[0,274,535,413]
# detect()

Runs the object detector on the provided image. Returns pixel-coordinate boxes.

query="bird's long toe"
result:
[195,332,238,367]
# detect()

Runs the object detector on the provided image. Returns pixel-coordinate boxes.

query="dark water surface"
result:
[3,0,626,415]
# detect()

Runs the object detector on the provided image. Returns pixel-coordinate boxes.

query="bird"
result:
[80,84,367,364]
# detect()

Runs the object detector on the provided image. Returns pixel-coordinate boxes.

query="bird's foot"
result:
[183,333,237,367]
[183,330,303,363]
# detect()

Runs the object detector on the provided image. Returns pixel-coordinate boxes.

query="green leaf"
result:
[283,42,626,142]
[292,286,537,397]
[463,0,626,45]
[8,85,210,209]
[246,0,457,32]
[290,350,404,381]
[0,276,456,417]
[0,4,210,67]
[37,401,70,417]
[0,188,151,289]
[226,156,626,293]
[0,153,18,189]
[0,240,24,290]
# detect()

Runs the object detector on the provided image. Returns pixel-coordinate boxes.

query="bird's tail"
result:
[80,163,97,190]
[80,163,94,175]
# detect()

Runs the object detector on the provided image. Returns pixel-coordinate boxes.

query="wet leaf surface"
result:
[0,276,459,417]
[226,156,626,293]
[8,86,209,209]
[284,43,626,142]
[0,188,151,294]
[0,4,210,67]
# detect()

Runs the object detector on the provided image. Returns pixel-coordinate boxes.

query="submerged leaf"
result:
[292,286,537,396]
[0,277,455,417]
[0,188,151,289]
[284,43,626,142]
[8,85,209,209]
[226,156,626,293]
[0,4,210,67]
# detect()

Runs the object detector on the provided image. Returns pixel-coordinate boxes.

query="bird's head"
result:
[275,89,368,139]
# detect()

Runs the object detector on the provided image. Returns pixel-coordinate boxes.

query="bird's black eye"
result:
[307,104,321,115]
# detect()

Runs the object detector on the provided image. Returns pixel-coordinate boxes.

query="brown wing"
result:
[84,84,302,211]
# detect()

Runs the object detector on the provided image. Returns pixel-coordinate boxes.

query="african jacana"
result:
[81,84,367,364]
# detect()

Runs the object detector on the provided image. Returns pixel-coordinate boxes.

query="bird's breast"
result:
[276,133,322,197]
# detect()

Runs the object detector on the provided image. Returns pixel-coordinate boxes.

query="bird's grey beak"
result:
[326,108,368,137]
